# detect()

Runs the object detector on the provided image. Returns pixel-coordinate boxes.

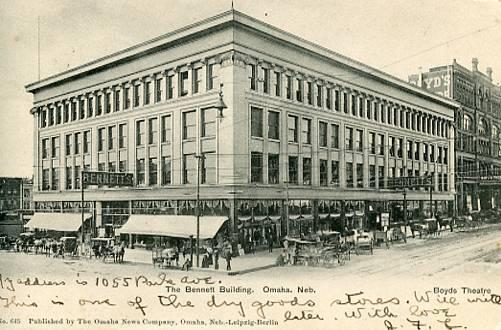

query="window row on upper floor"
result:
[36,59,221,129]
[245,60,451,138]
[250,106,449,164]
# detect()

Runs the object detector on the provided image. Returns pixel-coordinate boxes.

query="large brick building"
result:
[26,10,457,249]
[410,58,501,213]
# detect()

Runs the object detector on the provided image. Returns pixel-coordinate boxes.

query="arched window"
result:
[492,125,499,139]
[463,114,472,131]
[478,118,488,136]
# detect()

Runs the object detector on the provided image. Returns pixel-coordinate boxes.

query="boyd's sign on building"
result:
[82,171,134,187]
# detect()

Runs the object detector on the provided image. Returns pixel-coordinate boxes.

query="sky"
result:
[0,0,500,178]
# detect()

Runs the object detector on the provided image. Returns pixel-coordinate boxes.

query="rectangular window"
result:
[288,156,298,184]
[423,143,429,161]
[201,108,216,138]
[331,160,339,186]
[331,124,339,148]
[345,127,353,150]
[380,104,385,123]
[155,78,162,102]
[326,88,332,110]
[307,82,313,105]
[343,92,348,113]
[366,99,372,119]
[136,120,145,146]
[136,158,145,185]
[74,165,81,189]
[286,75,292,100]
[288,115,298,143]
[251,152,263,183]
[251,107,263,138]
[145,82,152,105]
[79,100,85,119]
[207,63,218,90]
[161,156,171,185]
[83,130,91,154]
[105,92,111,113]
[62,104,69,123]
[268,111,280,140]
[124,87,131,109]
[268,154,280,184]
[399,109,404,128]
[320,159,328,186]
[302,157,312,185]
[407,140,413,160]
[443,147,448,164]
[301,118,311,144]
[369,132,376,154]
[335,90,340,111]
[74,132,82,154]
[51,137,59,158]
[161,115,172,143]
[431,145,436,162]
[389,136,396,157]
[180,71,188,97]
[356,163,363,188]
[369,165,376,188]
[108,161,116,173]
[378,134,385,155]
[387,107,392,125]
[414,142,420,160]
[262,67,269,94]
[51,168,59,191]
[319,121,328,147]
[316,84,322,107]
[114,89,120,111]
[193,67,202,94]
[71,100,77,121]
[149,157,158,185]
[378,166,385,188]
[201,152,215,184]
[65,134,72,156]
[182,154,196,184]
[108,126,116,150]
[398,138,403,158]
[133,84,140,107]
[55,105,62,124]
[148,118,158,145]
[65,166,72,190]
[98,128,105,152]
[274,71,281,97]
[359,97,365,117]
[355,129,363,152]
[248,64,257,91]
[346,162,353,188]
[118,124,126,149]
[182,111,196,140]
[351,95,356,115]
[166,75,174,99]
[295,78,303,102]
[42,138,49,159]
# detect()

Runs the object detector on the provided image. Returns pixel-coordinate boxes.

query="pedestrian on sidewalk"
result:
[268,236,273,253]
[224,243,232,271]
[214,248,219,270]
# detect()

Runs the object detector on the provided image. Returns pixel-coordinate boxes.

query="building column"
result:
[339,122,346,188]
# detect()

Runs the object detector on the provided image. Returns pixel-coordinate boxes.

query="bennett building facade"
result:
[410,59,501,213]
[26,10,457,247]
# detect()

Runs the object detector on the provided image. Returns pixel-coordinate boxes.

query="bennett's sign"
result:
[388,176,433,189]
[82,171,133,187]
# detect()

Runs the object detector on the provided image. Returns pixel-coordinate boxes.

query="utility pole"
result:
[195,154,205,268]
[403,188,407,243]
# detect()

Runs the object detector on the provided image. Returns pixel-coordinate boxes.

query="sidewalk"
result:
[123,247,281,275]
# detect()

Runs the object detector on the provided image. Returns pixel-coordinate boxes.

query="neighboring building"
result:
[26,10,457,249]
[0,177,32,237]
[409,59,501,213]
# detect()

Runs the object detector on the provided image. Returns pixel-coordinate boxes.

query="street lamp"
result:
[194,88,227,268]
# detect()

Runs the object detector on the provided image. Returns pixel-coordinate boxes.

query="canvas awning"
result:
[26,212,91,232]
[118,215,227,239]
